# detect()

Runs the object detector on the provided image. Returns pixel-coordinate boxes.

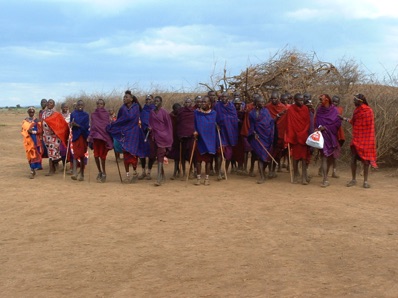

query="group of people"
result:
[21,89,378,188]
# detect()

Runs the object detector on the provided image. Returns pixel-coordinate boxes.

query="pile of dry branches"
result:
[206,49,360,101]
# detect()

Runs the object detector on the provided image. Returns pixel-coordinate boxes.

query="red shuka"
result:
[349,104,377,168]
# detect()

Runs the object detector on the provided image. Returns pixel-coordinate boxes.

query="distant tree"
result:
[16,104,21,108]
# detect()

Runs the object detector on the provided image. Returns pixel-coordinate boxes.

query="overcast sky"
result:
[1,0,398,107]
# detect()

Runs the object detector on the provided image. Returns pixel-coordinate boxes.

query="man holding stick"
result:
[247,94,275,184]
[214,91,238,180]
[193,96,217,186]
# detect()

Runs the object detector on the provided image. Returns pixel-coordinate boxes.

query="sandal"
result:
[321,180,330,188]
[346,180,357,187]
[363,181,370,189]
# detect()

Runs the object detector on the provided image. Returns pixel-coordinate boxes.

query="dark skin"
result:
[26,109,37,134]
[208,91,217,108]
[44,99,58,176]
[26,109,38,177]
[268,91,286,176]
[340,96,371,187]
[122,94,133,173]
[139,96,155,179]
[152,96,166,186]
[70,100,86,180]
[193,97,212,180]
[290,94,309,185]
[93,99,107,180]
[216,92,231,178]
[252,96,269,184]
[171,103,182,179]
[317,94,334,187]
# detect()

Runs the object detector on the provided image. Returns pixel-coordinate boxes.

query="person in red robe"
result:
[341,93,377,188]
[265,91,289,178]
[41,99,69,176]
[285,93,311,185]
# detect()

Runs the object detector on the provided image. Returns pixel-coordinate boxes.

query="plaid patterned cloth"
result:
[140,104,155,132]
[350,104,377,168]
[265,102,288,148]
[214,101,238,146]
[285,104,310,145]
[194,109,217,155]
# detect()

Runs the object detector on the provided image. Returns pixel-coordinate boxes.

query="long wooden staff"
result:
[288,143,293,183]
[254,134,278,165]
[87,150,91,183]
[63,119,73,180]
[179,141,182,175]
[217,126,228,181]
[114,150,123,183]
[186,138,197,183]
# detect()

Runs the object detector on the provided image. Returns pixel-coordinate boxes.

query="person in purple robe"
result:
[138,95,156,180]
[88,99,114,183]
[193,96,217,186]
[247,94,275,184]
[107,90,145,183]
[176,97,195,179]
[149,95,173,186]
[168,102,182,180]
[214,91,239,180]
[315,94,342,188]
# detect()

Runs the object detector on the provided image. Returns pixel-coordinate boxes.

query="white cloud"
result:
[285,8,324,20]
[288,0,398,20]
[0,45,67,58]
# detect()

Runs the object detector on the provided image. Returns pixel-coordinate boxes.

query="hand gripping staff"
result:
[216,124,228,181]
[254,132,278,165]
[186,137,197,183]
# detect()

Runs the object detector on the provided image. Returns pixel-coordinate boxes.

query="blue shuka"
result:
[70,109,90,142]
[140,103,156,132]
[194,109,217,155]
[107,103,145,157]
[214,101,239,147]
[247,108,275,162]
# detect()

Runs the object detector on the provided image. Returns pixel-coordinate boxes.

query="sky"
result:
[1,0,398,107]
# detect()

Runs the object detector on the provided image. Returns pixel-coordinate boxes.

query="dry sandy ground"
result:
[1,111,397,298]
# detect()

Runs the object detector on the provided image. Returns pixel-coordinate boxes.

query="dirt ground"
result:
[1,111,397,298]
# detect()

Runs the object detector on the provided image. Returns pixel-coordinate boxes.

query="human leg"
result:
[363,161,371,188]
[320,155,329,187]
[138,157,146,179]
[347,151,357,187]
[257,160,265,184]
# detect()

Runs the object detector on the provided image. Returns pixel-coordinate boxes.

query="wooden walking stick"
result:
[288,143,293,183]
[63,132,72,180]
[186,138,197,183]
[114,150,123,183]
[217,126,228,180]
[179,141,182,175]
[254,134,279,165]
[87,151,91,183]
